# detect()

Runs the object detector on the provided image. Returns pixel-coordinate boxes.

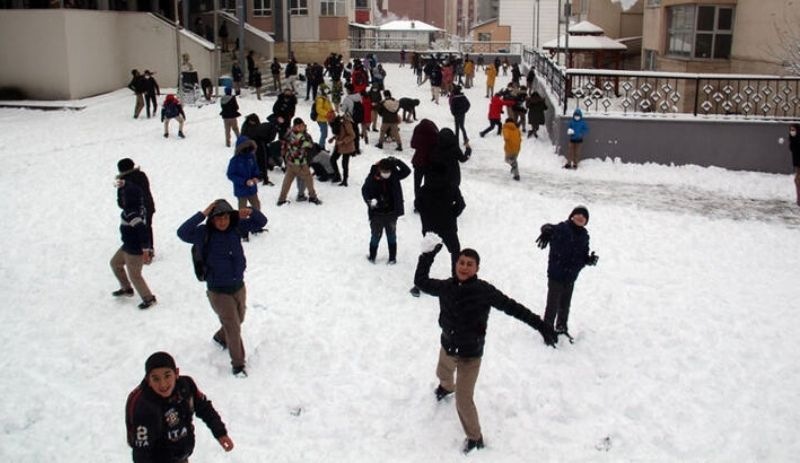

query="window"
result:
[290,0,309,15]
[646,0,661,6]
[221,0,236,14]
[254,0,272,17]
[667,5,733,59]
[321,0,345,16]
[478,32,491,42]
[355,0,369,8]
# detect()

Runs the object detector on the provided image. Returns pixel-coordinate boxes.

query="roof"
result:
[543,34,628,51]
[377,20,443,32]
[569,20,605,35]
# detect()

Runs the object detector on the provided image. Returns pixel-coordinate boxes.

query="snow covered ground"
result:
[0,63,798,463]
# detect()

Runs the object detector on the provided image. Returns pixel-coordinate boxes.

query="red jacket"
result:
[488,94,512,120]
[361,94,372,123]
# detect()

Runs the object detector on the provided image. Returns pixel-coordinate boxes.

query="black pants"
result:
[479,119,502,136]
[454,115,468,145]
[306,82,319,100]
[330,150,352,182]
[145,93,158,118]
[543,278,575,330]
[436,228,460,277]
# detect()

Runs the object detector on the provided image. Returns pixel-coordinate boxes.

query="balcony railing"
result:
[523,47,800,120]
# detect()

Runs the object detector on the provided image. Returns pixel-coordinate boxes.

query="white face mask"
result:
[574,116,580,121]
[791,130,797,136]
[380,171,391,179]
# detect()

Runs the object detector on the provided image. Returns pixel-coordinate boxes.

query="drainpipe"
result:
[174,0,183,102]
[213,0,220,97]
[237,0,246,74]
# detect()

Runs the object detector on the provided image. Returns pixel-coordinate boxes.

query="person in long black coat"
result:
[429,128,471,188]
[526,91,547,138]
[409,163,466,297]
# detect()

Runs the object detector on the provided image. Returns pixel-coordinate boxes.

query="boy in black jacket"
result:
[414,241,558,454]
[126,352,234,462]
[536,206,598,338]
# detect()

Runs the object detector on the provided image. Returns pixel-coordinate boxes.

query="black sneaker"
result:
[163,133,168,138]
[212,334,227,349]
[434,385,453,401]
[375,143,383,149]
[513,174,520,181]
[366,255,376,264]
[409,287,421,297]
[387,259,397,265]
[232,366,248,377]
[112,288,134,297]
[308,197,322,205]
[276,200,289,206]
[296,194,308,202]
[178,131,185,138]
[395,146,403,152]
[138,296,157,310]
[463,437,484,454]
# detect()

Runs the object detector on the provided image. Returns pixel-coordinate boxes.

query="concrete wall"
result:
[554,115,795,174]
[0,10,215,100]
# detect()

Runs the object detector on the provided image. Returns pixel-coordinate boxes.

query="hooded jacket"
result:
[429,128,469,188]
[415,166,465,235]
[414,251,548,358]
[488,94,512,119]
[568,108,589,142]
[161,95,185,120]
[126,375,227,463]
[177,200,268,291]
[410,119,439,168]
[219,93,241,119]
[227,136,260,198]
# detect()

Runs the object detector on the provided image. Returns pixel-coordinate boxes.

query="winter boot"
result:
[463,437,485,454]
[112,288,134,297]
[387,243,397,264]
[367,244,378,263]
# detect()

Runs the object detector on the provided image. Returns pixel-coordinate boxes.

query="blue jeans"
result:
[317,121,328,147]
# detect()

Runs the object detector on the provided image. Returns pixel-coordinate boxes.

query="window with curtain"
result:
[254,0,272,17]
[355,0,369,8]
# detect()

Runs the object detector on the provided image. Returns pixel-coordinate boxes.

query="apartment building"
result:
[641,0,798,75]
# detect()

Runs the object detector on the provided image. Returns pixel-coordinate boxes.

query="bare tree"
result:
[770,4,800,75]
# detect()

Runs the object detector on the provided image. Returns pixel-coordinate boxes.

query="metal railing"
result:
[522,47,800,120]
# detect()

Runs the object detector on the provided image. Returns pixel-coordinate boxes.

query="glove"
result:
[538,324,558,347]
[586,251,599,266]
[420,233,443,254]
[368,198,378,209]
[535,227,552,249]
[567,128,575,136]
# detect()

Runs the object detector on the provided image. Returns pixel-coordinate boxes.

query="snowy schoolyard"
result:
[0,63,798,462]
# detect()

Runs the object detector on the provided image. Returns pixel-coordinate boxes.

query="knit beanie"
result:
[569,205,589,224]
[117,158,135,173]
[145,352,176,374]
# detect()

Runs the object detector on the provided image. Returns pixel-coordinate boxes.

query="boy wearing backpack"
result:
[126,351,234,462]
[177,200,268,377]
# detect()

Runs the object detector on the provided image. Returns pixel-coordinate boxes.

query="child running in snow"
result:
[502,118,522,181]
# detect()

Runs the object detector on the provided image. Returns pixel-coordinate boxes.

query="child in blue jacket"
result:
[565,108,589,169]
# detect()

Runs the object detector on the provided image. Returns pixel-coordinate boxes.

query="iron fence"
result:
[522,47,800,120]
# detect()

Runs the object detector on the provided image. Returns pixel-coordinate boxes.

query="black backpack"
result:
[191,229,211,282]
[352,101,364,123]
